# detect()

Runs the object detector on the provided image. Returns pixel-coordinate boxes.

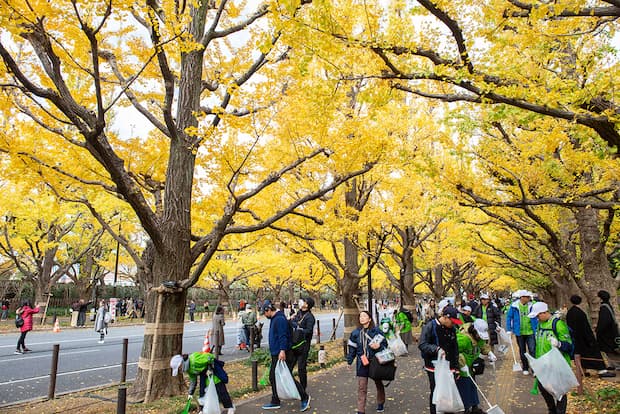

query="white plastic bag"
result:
[526,347,578,401]
[388,334,408,357]
[198,374,220,414]
[275,360,301,400]
[432,354,464,412]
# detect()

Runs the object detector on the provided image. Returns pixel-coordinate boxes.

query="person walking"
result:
[472,294,501,345]
[290,297,316,389]
[15,300,40,354]
[94,300,109,344]
[188,299,196,323]
[566,294,615,378]
[1,299,9,320]
[241,304,257,350]
[419,306,461,414]
[260,301,310,412]
[395,307,413,353]
[347,310,388,414]
[212,305,226,356]
[506,290,538,375]
[172,350,235,414]
[456,319,497,414]
[424,299,437,323]
[529,302,574,414]
[595,290,620,369]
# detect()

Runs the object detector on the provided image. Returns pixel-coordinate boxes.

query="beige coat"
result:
[211,313,225,347]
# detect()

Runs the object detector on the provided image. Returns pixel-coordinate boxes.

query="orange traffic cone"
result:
[202,329,212,353]
[53,319,61,333]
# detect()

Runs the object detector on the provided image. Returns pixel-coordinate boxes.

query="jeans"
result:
[16,331,27,350]
[516,334,536,370]
[269,353,308,404]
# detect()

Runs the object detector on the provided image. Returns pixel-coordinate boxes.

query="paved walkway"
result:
[234,346,549,414]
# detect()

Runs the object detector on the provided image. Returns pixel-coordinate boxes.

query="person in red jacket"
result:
[15,300,40,354]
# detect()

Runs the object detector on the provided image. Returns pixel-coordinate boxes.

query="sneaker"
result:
[377,402,385,412]
[22,348,32,352]
[522,370,530,376]
[300,395,311,412]
[599,371,616,378]
[14,350,22,354]
[98,340,104,344]
[262,403,280,410]
[226,407,236,414]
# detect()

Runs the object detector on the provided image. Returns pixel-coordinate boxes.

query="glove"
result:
[506,331,512,336]
[487,351,497,363]
[187,394,193,400]
[460,365,470,375]
[549,337,560,348]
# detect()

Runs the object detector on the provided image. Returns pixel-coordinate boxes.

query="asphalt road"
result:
[0,311,343,407]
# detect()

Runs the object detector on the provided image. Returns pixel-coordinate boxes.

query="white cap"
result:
[246,304,252,309]
[480,293,490,300]
[473,319,489,340]
[528,302,549,318]
[515,289,532,298]
[170,354,183,376]
[437,299,449,313]
[462,305,472,312]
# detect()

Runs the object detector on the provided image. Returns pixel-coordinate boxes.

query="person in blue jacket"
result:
[261,301,311,412]
[347,310,389,414]
[506,290,538,375]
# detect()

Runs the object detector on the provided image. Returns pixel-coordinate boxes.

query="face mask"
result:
[298,299,305,308]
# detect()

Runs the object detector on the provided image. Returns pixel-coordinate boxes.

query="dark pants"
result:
[516,334,536,370]
[538,381,567,414]
[198,372,233,408]
[269,353,308,404]
[289,342,310,389]
[77,311,86,327]
[189,311,195,322]
[16,331,27,350]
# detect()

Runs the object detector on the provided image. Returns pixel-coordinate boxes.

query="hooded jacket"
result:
[506,300,539,336]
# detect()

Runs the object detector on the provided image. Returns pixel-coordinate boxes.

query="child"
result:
[171,350,235,414]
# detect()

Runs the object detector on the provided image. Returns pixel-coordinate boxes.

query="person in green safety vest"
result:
[529,302,573,414]
[458,305,476,325]
[506,290,538,375]
[171,351,235,414]
[395,308,414,353]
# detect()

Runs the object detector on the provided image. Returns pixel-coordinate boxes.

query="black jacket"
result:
[566,305,605,370]
[473,302,502,344]
[596,302,619,354]
[418,319,459,371]
[291,310,316,342]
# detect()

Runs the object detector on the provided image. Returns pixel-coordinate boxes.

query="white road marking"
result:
[0,348,99,364]
[0,362,139,386]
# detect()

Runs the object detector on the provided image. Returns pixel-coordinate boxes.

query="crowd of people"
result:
[415,290,619,414]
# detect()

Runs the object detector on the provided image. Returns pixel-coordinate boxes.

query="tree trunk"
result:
[574,207,617,324]
[341,236,362,353]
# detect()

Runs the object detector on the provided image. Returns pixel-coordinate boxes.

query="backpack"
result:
[402,309,414,323]
[290,313,309,351]
[540,318,575,359]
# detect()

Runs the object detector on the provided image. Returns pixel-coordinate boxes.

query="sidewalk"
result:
[234,349,548,414]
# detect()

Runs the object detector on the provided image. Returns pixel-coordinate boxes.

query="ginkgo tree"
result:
[291,0,620,306]
[0,0,377,401]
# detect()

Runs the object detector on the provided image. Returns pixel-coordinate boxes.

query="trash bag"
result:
[525,348,578,401]
[432,354,464,413]
[275,360,301,400]
[388,334,408,357]
[201,374,220,414]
